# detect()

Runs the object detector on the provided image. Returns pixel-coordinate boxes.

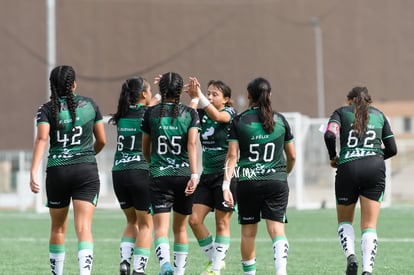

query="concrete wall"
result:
[2,0,414,149]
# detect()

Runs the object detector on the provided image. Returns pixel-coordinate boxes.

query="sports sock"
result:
[78,241,93,275]
[120,237,135,263]
[173,242,189,275]
[198,234,214,261]
[49,244,65,275]
[338,222,355,257]
[133,247,151,273]
[241,258,256,275]
[361,228,377,274]
[212,235,230,271]
[272,236,289,275]
[154,237,170,267]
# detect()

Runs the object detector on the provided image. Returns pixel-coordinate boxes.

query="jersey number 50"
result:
[249,143,275,162]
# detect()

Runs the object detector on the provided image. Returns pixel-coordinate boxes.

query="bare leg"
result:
[266,220,288,275]
[360,195,380,274]
[336,203,358,275]
[172,211,189,275]
[73,200,96,274]
[49,206,69,275]
[133,209,153,273]
[119,207,138,274]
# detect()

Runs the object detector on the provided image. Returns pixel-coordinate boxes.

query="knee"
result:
[188,215,201,229]
[215,218,229,232]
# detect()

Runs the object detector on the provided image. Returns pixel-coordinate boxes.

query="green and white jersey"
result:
[36,94,103,167]
[112,104,148,171]
[141,103,200,178]
[228,107,294,182]
[198,107,236,174]
[327,104,394,165]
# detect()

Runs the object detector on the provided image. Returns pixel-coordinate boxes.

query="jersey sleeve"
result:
[224,106,237,118]
[196,108,205,122]
[36,104,51,125]
[381,115,397,159]
[227,116,239,141]
[91,100,103,122]
[279,113,294,142]
[382,116,394,140]
[141,106,152,134]
[325,108,342,136]
[189,108,201,129]
[324,108,341,160]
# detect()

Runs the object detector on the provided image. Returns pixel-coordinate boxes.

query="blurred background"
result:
[0,0,412,210]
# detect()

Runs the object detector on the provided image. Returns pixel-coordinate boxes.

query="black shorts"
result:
[46,163,100,208]
[112,169,151,211]
[335,155,386,205]
[237,179,289,224]
[150,176,193,215]
[193,173,237,212]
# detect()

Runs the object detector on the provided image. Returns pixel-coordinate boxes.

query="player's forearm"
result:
[187,141,198,175]
[30,137,48,177]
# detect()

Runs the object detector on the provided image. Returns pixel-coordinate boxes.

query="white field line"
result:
[1,237,414,243]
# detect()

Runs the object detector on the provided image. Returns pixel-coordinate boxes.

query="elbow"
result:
[97,139,106,149]
[227,151,238,161]
[142,148,151,163]
[100,139,107,147]
[289,152,296,163]
[383,148,397,160]
[324,131,336,143]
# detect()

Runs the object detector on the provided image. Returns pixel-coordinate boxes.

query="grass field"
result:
[1,206,413,274]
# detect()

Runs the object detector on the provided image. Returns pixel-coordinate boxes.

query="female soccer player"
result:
[30,65,106,275]
[110,76,154,275]
[187,77,237,275]
[324,86,397,275]
[141,72,200,275]
[222,77,296,275]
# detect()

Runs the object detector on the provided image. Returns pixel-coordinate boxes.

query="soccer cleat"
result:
[159,262,174,275]
[200,260,225,275]
[120,260,131,275]
[345,254,358,275]
[200,261,213,275]
[361,272,371,275]
[132,272,146,275]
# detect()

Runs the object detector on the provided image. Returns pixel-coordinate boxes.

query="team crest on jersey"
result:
[202,127,215,140]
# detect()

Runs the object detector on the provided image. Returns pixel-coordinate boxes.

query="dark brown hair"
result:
[158,72,183,124]
[347,86,372,138]
[247,77,274,133]
[49,65,77,129]
[109,76,147,125]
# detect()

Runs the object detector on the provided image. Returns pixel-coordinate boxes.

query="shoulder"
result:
[145,104,158,114]
[369,105,385,116]
[180,104,198,116]
[222,106,237,116]
[232,109,251,124]
[76,95,93,101]
[38,101,52,110]
[273,111,285,120]
[75,95,99,107]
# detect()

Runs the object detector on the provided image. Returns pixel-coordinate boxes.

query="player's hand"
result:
[184,177,198,196]
[153,74,162,85]
[188,77,201,98]
[223,189,234,208]
[330,156,339,168]
[30,177,40,194]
